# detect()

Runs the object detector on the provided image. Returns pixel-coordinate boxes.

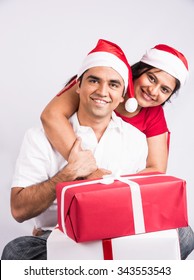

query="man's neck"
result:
[77,111,112,142]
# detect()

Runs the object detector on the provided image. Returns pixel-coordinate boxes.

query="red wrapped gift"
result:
[56,173,188,242]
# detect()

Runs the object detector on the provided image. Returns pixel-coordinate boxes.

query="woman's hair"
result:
[131,62,181,105]
[65,75,77,85]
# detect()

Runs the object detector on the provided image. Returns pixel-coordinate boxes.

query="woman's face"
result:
[133,68,176,108]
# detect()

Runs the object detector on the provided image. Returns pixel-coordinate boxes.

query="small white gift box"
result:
[47,228,180,260]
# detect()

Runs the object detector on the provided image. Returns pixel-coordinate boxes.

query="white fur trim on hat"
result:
[141,48,189,86]
[77,51,129,93]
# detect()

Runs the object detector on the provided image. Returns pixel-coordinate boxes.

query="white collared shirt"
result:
[70,112,147,175]
[12,112,147,229]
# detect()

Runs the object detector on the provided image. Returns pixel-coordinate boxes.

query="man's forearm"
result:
[11,137,98,223]
[11,164,78,223]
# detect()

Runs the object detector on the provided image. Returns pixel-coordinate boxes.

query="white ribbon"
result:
[100,173,145,234]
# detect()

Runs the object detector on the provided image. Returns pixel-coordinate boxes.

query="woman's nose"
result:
[148,85,159,98]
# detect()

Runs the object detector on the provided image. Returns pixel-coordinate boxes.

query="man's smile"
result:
[90,97,111,105]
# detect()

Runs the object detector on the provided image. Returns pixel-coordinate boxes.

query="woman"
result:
[41,43,189,175]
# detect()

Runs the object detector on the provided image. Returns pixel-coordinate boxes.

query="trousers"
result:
[1,227,194,260]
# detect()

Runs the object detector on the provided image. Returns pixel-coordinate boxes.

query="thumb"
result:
[99,168,112,175]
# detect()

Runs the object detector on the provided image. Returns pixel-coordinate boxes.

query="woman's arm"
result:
[139,133,168,174]
[41,82,79,160]
[41,81,112,178]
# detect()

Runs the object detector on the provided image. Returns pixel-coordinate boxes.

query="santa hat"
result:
[140,44,189,86]
[77,39,138,113]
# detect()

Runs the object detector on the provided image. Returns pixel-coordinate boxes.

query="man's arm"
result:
[11,138,97,223]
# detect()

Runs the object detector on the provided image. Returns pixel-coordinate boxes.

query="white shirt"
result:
[12,112,148,229]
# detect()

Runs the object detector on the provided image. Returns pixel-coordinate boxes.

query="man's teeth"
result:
[95,99,107,104]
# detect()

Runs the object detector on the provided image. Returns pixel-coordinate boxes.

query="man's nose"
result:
[97,83,108,96]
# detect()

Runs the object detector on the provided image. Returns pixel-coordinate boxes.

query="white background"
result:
[0,0,194,259]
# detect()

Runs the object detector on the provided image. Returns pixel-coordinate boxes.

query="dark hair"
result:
[65,75,77,86]
[131,62,181,105]
[65,73,84,87]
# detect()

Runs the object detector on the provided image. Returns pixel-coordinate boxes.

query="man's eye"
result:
[110,83,119,88]
[89,78,98,83]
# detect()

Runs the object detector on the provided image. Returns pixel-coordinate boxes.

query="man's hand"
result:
[66,137,98,179]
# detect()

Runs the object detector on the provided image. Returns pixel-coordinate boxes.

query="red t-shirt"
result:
[115,106,169,138]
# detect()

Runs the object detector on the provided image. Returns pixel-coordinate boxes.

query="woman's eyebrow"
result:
[149,71,174,92]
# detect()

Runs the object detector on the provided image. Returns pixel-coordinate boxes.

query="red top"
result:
[115,106,169,138]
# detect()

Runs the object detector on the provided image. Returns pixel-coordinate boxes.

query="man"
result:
[1,39,148,259]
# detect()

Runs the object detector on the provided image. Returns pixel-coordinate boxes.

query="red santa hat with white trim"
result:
[77,39,138,113]
[140,44,189,86]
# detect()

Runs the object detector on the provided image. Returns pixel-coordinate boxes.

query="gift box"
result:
[47,228,181,260]
[56,173,188,242]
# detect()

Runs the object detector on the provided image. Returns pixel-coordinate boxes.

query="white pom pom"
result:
[125,98,138,113]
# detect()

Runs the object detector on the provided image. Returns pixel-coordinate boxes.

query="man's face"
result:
[76,66,125,121]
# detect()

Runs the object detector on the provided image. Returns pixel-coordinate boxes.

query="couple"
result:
[2,39,194,260]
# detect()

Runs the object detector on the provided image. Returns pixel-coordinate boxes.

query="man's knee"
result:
[1,238,19,260]
[1,235,47,260]
[178,226,194,260]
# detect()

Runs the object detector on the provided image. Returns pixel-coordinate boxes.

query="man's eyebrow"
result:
[86,75,100,81]
[86,75,122,85]
[110,79,122,85]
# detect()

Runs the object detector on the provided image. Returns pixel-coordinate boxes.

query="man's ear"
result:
[76,80,81,94]
[119,96,125,103]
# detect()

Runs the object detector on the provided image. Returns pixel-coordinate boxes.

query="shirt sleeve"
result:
[143,106,169,138]
[115,106,169,138]
[11,127,51,188]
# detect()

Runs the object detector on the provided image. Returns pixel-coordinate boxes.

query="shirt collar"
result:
[69,111,123,134]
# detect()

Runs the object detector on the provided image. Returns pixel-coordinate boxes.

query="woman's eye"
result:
[147,74,155,83]
[161,87,169,94]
